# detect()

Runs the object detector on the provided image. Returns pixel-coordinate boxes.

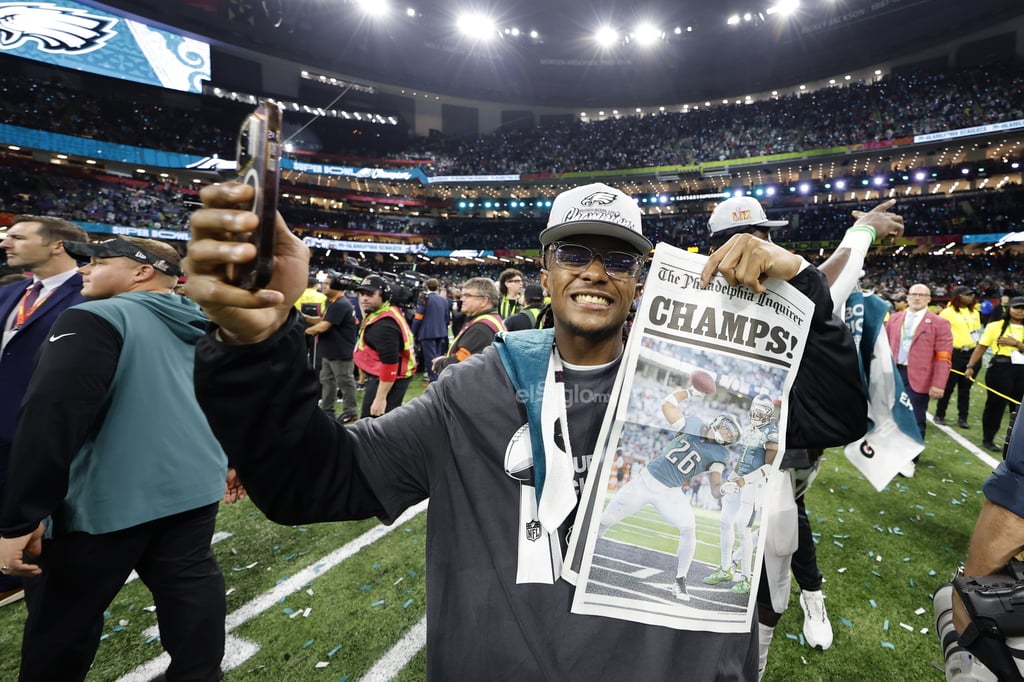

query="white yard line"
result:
[928,413,1000,470]
[360,615,427,681]
[116,501,429,682]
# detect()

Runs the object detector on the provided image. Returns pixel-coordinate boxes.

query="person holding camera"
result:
[938,410,1024,681]
[181,180,865,680]
[353,275,417,417]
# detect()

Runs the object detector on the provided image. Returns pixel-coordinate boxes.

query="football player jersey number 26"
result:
[665,441,701,476]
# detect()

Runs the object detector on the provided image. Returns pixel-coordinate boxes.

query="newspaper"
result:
[566,243,814,633]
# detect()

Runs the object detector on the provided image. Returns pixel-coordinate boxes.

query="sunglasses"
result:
[548,242,643,279]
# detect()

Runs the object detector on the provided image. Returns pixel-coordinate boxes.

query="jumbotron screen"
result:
[0,0,211,93]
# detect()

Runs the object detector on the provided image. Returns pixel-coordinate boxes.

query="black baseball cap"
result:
[355,275,389,294]
[1010,296,1024,308]
[64,238,182,277]
[951,286,976,297]
[523,284,545,303]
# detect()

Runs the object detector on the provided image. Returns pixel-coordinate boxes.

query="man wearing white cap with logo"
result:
[707,194,906,678]
[182,180,865,680]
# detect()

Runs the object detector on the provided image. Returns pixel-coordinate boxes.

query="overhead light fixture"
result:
[594,25,619,47]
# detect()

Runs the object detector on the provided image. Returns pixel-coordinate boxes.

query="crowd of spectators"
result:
[2,54,1023,175]
[416,64,1024,175]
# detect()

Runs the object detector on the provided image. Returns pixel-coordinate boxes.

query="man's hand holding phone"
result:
[184,182,309,345]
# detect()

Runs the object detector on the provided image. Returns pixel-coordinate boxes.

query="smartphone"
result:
[226,99,283,290]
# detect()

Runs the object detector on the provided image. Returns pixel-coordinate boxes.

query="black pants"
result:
[0,440,22,594]
[981,361,1024,443]
[935,348,974,420]
[360,375,411,417]
[898,366,929,459]
[20,504,225,682]
[791,494,822,592]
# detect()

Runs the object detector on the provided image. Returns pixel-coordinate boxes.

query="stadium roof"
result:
[92,0,1024,108]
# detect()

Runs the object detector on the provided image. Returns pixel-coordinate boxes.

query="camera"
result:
[954,559,1024,638]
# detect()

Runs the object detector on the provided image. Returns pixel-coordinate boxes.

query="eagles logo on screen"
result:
[0,2,117,54]
[579,191,618,207]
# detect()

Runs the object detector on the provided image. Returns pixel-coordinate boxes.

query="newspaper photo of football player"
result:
[587,336,787,624]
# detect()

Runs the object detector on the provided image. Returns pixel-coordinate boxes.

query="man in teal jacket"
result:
[0,236,227,682]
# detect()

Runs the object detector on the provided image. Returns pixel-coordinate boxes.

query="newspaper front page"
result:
[567,243,814,633]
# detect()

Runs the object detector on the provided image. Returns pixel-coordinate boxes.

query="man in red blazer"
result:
[885,283,953,454]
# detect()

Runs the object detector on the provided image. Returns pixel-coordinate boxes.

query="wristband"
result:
[662,392,680,407]
[847,224,877,242]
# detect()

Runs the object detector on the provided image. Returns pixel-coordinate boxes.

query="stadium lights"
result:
[457,12,497,39]
[594,26,619,47]
[766,0,800,16]
[632,23,663,46]
[727,14,740,25]
[354,0,388,17]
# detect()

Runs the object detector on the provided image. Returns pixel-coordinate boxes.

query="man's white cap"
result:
[707,196,789,241]
[540,182,653,254]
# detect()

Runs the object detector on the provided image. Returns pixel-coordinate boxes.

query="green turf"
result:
[0,381,1000,680]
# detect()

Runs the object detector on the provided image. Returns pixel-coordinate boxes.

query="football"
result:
[689,369,717,395]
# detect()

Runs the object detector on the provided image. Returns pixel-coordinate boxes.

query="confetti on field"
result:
[327,645,342,657]
[900,623,914,632]
[837,567,847,573]
[840,617,853,628]
[303,607,312,617]
[284,553,297,561]
[359,585,373,591]
[915,607,926,616]
[869,599,878,608]
[315,662,330,669]
[283,607,295,616]
[881,641,895,650]
[909,578,916,587]
[403,599,414,609]
[288,654,309,667]
[883,620,889,631]
[144,606,157,613]
[145,635,159,644]
[303,639,315,648]
[226,588,236,596]
[785,633,800,641]
[289,610,302,619]
[306,588,315,596]
[371,599,385,607]
[834,540,844,548]
[903,557,911,562]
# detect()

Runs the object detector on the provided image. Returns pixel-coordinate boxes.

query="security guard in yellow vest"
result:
[935,286,982,428]
[433,277,506,376]
[353,275,417,417]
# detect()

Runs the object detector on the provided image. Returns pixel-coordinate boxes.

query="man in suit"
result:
[885,282,953,463]
[0,215,89,606]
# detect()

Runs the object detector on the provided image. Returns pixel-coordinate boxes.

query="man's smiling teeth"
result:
[574,293,611,305]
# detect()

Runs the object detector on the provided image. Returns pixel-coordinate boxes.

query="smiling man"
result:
[183,181,864,681]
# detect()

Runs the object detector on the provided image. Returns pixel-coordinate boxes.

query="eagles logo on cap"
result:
[580,191,618,206]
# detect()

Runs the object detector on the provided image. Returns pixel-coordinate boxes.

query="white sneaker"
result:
[800,590,834,650]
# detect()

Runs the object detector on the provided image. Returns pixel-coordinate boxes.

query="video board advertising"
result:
[0,1,211,92]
